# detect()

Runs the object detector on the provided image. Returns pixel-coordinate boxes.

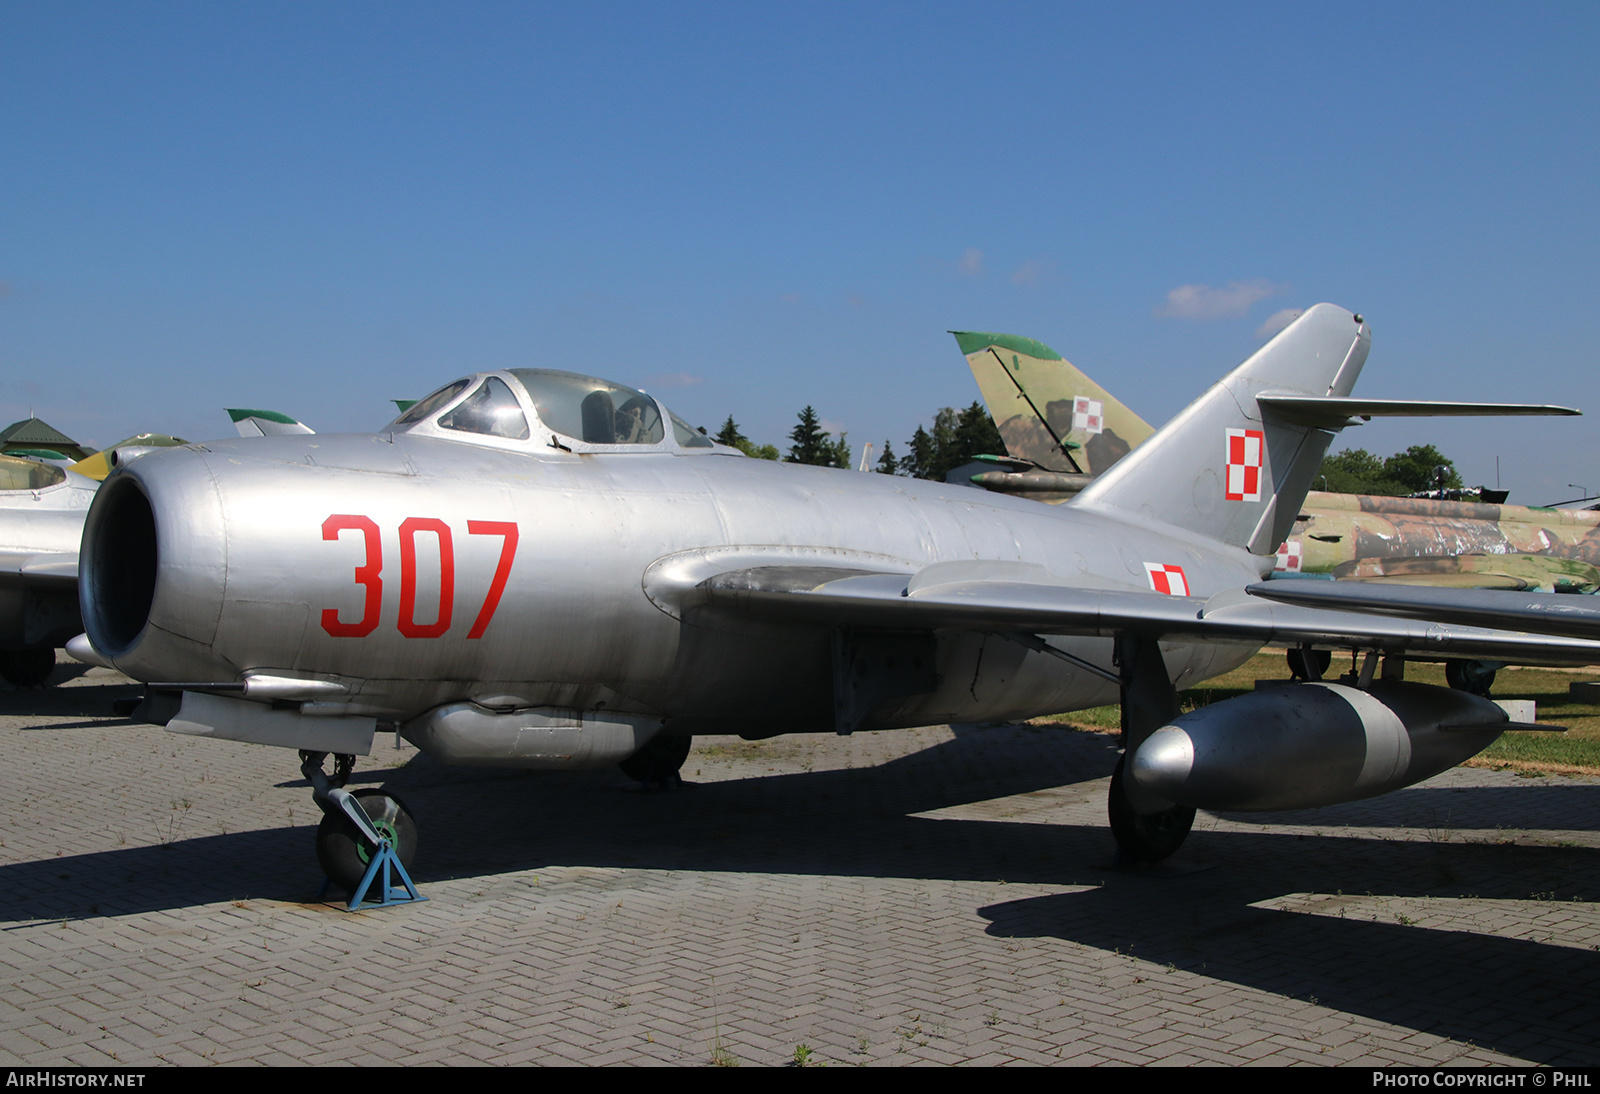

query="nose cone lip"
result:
[1130,725,1195,801]
[81,449,228,676]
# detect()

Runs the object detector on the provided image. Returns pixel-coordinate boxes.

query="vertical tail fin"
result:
[953,331,1156,476]
[227,409,316,438]
[1071,303,1370,554]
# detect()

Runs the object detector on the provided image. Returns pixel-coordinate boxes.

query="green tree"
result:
[928,407,959,479]
[954,400,1005,463]
[786,406,832,466]
[899,425,934,479]
[826,432,851,470]
[1318,448,1393,494]
[908,401,1005,481]
[876,439,899,475]
[715,414,779,459]
[1317,445,1461,496]
[714,415,747,448]
[1382,444,1463,493]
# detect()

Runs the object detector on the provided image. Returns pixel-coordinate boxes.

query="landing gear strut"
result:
[1286,646,1332,681]
[1446,659,1498,697]
[1109,634,1196,863]
[300,750,422,907]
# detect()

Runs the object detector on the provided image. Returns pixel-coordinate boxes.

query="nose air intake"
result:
[81,473,160,658]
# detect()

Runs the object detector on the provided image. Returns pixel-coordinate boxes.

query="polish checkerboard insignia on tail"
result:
[1072,397,1104,434]
[1225,428,1264,502]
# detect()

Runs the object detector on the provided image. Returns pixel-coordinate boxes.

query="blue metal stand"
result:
[302,755,426,912]
[319,838,427,911]
[346,839,426,910]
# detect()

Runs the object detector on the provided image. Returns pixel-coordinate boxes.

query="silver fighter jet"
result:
[0,455,97,686]
[72,305,1594,890]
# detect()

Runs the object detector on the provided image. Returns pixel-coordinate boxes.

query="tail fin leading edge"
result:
[1071,303,1370,555]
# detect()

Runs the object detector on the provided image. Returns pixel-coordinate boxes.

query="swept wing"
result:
[698,561,1600,664]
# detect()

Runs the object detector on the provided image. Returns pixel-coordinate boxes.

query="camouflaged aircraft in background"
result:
[956,330,1600,596]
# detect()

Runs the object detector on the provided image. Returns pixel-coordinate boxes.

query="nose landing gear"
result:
[300,751,425,910]
[618,734,692,789]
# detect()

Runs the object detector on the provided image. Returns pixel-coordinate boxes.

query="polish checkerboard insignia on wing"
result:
[1072,397,1103,434]
[1275,540,1303,573]
[1225,427,1264,501]
[1144,562,1190,596]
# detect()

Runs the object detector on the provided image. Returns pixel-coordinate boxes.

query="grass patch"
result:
[1030,651,1600,774]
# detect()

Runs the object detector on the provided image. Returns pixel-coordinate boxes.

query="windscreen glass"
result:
[389,378,472,430]
[438,377,530,440]
[670,410,714,448]
[508,369,665,446]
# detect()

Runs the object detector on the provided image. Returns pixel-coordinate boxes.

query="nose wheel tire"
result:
[618,734,692,787]
[1108,757,1196,863]
[316,789,418,894]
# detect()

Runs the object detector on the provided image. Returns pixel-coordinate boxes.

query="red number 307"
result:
[320,515,519,640]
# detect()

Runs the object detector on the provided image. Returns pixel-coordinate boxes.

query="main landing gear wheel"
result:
[1446,659,1497,697]
[0,648,56,688]
[316,789,418,894]
[1108,757,1196,864]
[618,734,692,787]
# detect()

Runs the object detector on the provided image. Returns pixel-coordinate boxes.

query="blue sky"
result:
[4,2,1597,500]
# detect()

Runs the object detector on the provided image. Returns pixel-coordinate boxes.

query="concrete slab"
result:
[0,656,1595,1066]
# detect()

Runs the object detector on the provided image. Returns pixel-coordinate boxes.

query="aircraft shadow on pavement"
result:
[1,722,1593,1064]
[979,863,1599,1068]
[1216,780,1600,833]
[0,677,141,726]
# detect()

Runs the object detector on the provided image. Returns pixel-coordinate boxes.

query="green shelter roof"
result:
[0,417,79,447]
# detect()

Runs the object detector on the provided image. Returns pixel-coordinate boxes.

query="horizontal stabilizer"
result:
[1257,394,1580,427]
[1247,580,1600,641]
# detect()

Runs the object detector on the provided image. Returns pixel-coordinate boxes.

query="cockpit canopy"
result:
[387,369,718,454]
[0,453,67,492]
